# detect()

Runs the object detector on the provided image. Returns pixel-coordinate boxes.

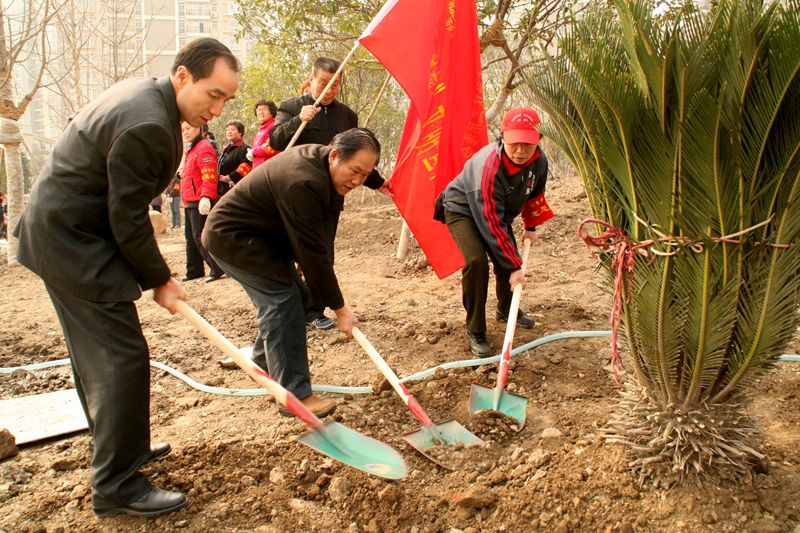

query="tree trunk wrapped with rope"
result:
[529,0,800,485]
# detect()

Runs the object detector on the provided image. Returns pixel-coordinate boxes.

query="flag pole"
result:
[363,71,392,128]
[360,71,392,203]
[285,41,363,150]
[396,220,412,260]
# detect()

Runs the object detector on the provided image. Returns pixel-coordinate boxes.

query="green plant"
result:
[528,0,800,485]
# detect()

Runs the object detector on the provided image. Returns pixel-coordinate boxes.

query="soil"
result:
[1,174,799,533]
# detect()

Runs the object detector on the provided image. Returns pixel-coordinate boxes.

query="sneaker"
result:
[496,310,536,329]
[467,332,493,358]
[307,316,335,330]
[277,394,337,418]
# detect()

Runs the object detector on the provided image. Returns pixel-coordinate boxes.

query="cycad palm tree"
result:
[528,0,800,484]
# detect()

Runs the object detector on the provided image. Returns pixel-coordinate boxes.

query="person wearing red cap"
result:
[435,107,554,357]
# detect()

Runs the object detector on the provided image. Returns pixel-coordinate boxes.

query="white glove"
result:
[198,197,211,215]
[245,148,254,161]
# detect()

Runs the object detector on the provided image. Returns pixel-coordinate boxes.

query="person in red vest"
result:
[438,107,554,357]
[180,122,225,282]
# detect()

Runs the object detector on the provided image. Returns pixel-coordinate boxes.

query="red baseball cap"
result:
[500,107,541,145]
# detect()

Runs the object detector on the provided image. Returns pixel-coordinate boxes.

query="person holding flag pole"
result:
[268,55,391,333]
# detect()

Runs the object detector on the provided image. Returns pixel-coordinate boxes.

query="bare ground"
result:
[1,173,798,533]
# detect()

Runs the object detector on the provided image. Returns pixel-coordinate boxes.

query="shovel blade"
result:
[469,383,528,430]
[403,419,483,451]
[402,419,484,469]
[296,421,407,479]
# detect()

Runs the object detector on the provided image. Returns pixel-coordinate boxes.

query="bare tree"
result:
[47,0,166,119]
[1,0,61,264]
[479,0,587,125]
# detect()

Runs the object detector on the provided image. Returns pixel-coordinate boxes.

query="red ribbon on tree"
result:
[577,219,654,382]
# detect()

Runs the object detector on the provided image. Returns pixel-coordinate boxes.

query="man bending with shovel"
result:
[202,128,381,417]
[437,108,554,357]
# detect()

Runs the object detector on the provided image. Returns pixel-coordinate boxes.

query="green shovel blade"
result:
[403,419,483,452]
[296,421,408,479]
[402,419,484,470]
[468,383,528,430]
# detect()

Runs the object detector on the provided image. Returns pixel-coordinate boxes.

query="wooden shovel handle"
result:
[501,238,532,351]
[352,327,434,427]
[173,300,322,429]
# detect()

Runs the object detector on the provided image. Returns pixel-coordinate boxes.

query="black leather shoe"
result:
[94,487,187,518]
[496,310,536,329]
[180,274,203,282]
[145,442,171,465]
[467,332,493,358]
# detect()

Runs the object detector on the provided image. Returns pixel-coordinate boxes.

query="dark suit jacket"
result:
[14,76,182,302]
[202,144,345,310]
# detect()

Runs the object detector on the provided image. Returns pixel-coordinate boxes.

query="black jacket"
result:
[202,145,345,310]
[14,76,182,301]
[217,140,251,196]
[269,93,384,190]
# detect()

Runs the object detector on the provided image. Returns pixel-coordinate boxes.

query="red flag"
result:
[359,0,488,278]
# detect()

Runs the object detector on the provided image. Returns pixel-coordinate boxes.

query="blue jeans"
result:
[170,196,181,228]
[211,254,312,399]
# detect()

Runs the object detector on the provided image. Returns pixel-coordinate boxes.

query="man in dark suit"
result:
[268,57,388,332]
[13,38,239,518]
[202,129,381,418]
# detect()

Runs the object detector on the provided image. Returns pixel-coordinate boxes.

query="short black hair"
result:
[330,128,380,164]
[312,57,340,77]
[171,38,239,80]
[254,98,277,117]
[226,120,245,135]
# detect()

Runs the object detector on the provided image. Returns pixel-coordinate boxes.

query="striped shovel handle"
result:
[353,327,435,428]
[493,239,532,407]
[174,300,323,431]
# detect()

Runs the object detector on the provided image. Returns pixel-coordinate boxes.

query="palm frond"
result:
[528,0,800,410]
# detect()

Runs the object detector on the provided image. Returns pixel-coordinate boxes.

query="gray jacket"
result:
[443,141,549,271]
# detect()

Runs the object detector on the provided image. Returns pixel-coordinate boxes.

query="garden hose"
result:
[1,331,797,396]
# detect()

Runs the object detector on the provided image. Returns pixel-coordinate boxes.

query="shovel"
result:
[352,327,483,469]
[173,300,407,479]
[468,239,532,429]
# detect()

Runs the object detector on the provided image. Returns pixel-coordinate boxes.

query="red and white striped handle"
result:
[353,327,434,427]
[493,239,531,406]
[174,300,324,430]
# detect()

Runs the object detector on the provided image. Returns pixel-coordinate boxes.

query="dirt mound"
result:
[1,174,799,532]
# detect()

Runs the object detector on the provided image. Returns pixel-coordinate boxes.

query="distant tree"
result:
[479,0,586,125]
[0,0,62,264]
[46,0,166,121]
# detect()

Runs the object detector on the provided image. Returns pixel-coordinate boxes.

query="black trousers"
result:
[445,210,515,335]
[184,206,223,278]
[44,283,153,509]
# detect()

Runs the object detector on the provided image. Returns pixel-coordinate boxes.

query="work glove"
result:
[198,197,211,215]
[245,148,254,161]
